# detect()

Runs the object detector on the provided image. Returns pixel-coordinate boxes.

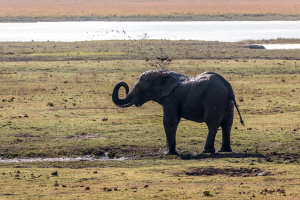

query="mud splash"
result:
[0,155,135,163]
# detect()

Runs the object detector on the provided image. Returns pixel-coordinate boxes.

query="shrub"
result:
[47,102,54,106]
[8,97,15,102]
[238,96,244,102]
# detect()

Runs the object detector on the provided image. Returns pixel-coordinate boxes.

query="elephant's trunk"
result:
[112,82,134,107]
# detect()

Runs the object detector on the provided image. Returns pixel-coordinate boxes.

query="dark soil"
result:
[182,167,270,177]
[264,152,300,163]
[179,152,300,164]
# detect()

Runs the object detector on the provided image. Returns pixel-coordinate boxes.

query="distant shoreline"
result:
[1,15,300,23]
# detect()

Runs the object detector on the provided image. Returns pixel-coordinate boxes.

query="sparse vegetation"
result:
[1,40,300,62]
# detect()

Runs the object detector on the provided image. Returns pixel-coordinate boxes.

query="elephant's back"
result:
[177,71,232,122]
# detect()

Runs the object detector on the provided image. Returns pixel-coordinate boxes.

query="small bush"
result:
[108,150,117,158]
[47,102,54,106]
[203,191,211,196]
[238,96,244,102]
[8,97,15,102]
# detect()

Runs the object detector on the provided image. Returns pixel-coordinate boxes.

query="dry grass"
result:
[1,40,300,63]
[0,40,300,199]
[1,161,300,199]
[0,0,299,19]
[0,57,300,158]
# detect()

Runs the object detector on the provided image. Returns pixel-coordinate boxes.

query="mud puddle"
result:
[0,155,135,163]
[179,167,271,177]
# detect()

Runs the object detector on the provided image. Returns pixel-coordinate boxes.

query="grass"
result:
[1,40,300,62]
[0,58,299,158]
[1,160,300,199]
[1,0,300,22]
[0,39,300,198]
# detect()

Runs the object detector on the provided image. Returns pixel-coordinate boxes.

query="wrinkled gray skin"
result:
[112,70,244,155]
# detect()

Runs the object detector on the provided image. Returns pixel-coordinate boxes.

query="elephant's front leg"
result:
[163,109,180,155]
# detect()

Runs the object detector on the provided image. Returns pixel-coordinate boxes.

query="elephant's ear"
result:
[154,73,179,98]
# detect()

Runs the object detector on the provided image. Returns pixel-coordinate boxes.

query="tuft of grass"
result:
[7,97,14,102]
[47,102,54,106]
[238,95,244,102]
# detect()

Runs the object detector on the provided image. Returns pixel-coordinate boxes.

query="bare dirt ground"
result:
[182,166,271,177]
[1,0,300,21]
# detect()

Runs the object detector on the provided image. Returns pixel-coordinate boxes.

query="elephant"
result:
[112,70,244,155]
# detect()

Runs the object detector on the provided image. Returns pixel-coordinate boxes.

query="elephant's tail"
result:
[208,72,245,126]
[231,99,245,126]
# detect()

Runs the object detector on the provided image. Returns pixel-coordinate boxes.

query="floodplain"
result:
[0,39,300,199]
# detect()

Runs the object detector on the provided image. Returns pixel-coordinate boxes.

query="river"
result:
[0,21,300,43]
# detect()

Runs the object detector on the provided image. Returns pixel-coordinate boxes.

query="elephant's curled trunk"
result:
[112,82,134,107]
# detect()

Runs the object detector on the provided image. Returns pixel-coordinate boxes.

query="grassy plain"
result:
[0,40,300,199]
[1,0,300,22]
[1,161,300,199]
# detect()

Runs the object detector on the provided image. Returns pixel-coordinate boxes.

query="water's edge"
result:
[1,21,300,42]
[1,15,300,23]
[0,155,135,163]
[262,44,300,50]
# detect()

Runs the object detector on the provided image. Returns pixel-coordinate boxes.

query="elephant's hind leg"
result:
[217,114,233,153]
[202,124,219,153]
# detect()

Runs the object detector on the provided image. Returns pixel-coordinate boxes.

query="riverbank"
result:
[1,40,300,62]
[1,15,300,23]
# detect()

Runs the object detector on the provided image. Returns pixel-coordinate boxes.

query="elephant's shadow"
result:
[179,152,265,160]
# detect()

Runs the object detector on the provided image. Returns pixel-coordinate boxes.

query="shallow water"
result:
[0,155,132,163]
[1,21,300,42]
[261,44,300,50]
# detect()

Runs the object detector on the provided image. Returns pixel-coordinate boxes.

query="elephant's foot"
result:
[201,147,215,154]
[217,147,232,153]
[164,149,179,156]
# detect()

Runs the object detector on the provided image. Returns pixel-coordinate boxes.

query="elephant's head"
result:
[112,70,179,108]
